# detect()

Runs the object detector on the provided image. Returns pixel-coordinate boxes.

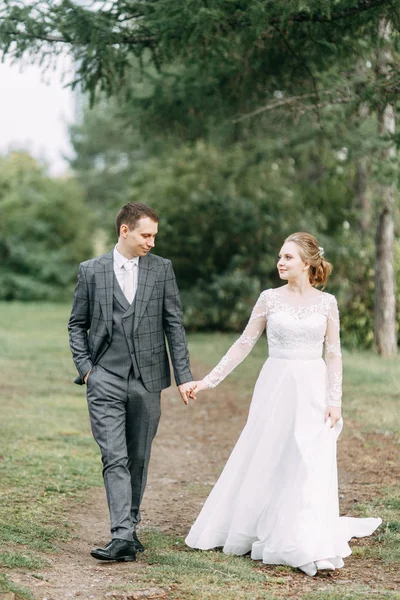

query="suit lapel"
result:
[95,251,114,336]
[134,254,157,331]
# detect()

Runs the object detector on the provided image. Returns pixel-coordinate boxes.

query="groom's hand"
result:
[178,381,197,405]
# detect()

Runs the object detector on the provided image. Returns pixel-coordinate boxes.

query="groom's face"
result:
[120,216,158,258]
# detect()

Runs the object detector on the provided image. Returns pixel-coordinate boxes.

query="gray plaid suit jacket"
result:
[68,250,193,392]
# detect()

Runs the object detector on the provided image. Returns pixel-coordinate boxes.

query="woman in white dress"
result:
[185,232,381,576]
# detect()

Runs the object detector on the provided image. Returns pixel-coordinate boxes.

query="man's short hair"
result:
[116,202,159,237]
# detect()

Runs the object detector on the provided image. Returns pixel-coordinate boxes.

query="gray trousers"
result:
[86,364,161,541]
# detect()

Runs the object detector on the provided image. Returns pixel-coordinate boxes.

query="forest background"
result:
[0,0,399,354]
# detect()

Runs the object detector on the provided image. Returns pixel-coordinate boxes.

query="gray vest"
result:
[97,274,140,379]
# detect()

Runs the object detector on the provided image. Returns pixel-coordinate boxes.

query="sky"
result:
[0,55,76,175]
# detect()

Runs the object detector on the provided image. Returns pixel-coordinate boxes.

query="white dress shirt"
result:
[113,245,139,301]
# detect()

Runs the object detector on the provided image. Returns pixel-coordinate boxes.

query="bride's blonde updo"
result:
[284,232,333,288]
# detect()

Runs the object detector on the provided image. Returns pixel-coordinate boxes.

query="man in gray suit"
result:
[68,202,195,562]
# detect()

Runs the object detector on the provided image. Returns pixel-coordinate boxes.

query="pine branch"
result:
[231,90,351,123]
[0,1,151,48]
[0,28,155,45]
[272,22,323,126]
[278,0,392,24]
[0,0,393,50]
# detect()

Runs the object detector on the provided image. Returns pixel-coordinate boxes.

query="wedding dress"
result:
[185,288,381,570]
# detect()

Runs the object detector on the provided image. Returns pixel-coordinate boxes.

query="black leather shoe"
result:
[133,531,144,553]
[90,539,136,562]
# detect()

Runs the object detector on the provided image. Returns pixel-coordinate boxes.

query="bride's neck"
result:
[286,278,314,296]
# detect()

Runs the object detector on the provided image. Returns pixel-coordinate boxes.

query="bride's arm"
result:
[324,295,342,426]
[198,291,268,390]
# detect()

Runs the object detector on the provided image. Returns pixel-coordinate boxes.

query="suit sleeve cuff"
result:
[78,360,94,381]
[175,371,194,386]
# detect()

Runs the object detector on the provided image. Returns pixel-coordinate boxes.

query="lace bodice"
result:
[204,288,342,407]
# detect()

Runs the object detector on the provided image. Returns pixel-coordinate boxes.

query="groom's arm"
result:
[68,264,93,385]
[162,260,193,389]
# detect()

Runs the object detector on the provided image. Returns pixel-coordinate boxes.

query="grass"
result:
[304,591,400,600]
[0,303,102,598]
[0,552,49,570]
[0,574,34,600]
[0,303,399,599]
[112,530,286,599]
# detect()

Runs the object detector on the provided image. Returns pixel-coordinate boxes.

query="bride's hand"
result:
[188,379,209,400]
[325,406,342,428]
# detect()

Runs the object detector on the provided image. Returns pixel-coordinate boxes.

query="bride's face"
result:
[277,242,308,281]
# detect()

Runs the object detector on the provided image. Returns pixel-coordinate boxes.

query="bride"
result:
[185,232,381,576]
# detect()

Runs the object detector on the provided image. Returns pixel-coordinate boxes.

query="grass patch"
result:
[0,305,399,599]
[304,590,400,600]
[350,490,400,563]
[0,303,101,565]
[109,530,283,600]
[0,518,67,550]
[0,551,49,570]
[0,573,35,600]
[370,491,400,563]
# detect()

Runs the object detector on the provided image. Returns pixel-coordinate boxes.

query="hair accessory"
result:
[318,246,325,257]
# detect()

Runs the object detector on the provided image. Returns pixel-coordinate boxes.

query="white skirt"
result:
[185,358,381,568]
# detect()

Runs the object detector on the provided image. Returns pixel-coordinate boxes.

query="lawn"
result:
[0,303,399,599]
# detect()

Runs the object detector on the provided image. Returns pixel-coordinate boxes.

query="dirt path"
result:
[9,367,400,599]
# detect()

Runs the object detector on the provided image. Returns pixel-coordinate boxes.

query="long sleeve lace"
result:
[204,292,268,388]
[324,296,342,407]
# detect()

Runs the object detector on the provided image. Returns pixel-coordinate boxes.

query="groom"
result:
[68,202,195,562]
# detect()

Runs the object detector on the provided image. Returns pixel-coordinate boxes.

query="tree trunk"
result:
[375,201,397,356]
[374,19,397,356]
[354,100,372,233]
[354,158,371,233]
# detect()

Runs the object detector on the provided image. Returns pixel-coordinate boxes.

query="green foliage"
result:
[180,273,261,332]
[70,98,392,345]
[1,0,398,109]
[69,98,145,223]
[1,0,399,349]
[127,141,318,329]
[0,152,93,300]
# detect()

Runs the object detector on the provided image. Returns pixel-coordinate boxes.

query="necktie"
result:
[123,261,137,304]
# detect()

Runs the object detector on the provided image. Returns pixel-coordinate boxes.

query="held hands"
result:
[188,379,209,400]
[177,379,209,404]
[177,381,197,405]
[325,405,342,428]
